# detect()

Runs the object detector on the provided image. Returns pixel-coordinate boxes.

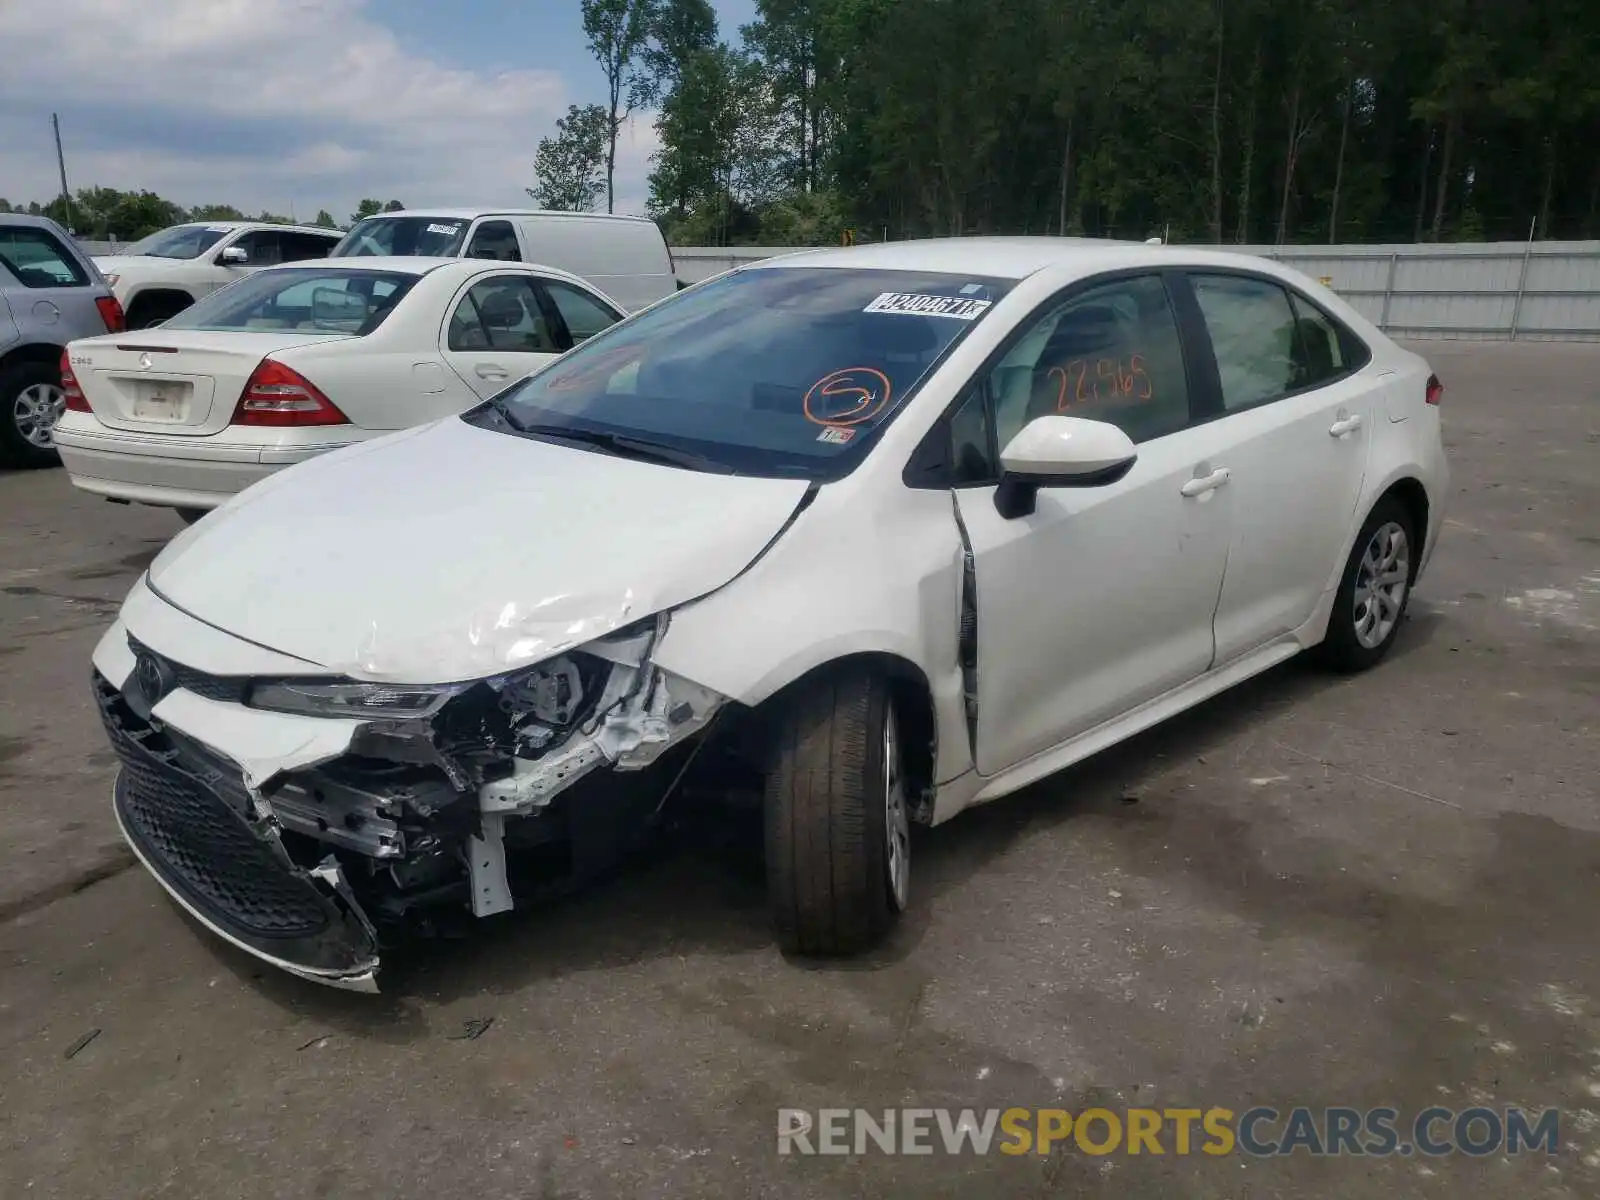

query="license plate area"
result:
[131,380,192,422]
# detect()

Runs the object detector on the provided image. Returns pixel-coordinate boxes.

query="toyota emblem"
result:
[134,651,172,704]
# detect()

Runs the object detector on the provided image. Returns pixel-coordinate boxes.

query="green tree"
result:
[649,45,766,240]
[582,0,657,212]
[189,204,246,222]
[41,187,184,239]
[351,198,384,223]
[530,103,611,211]
[640,0,718,99]
[742,0,832,193]
[312,209,338,228]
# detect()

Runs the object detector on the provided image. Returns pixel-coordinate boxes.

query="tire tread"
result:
[765,670,893,956]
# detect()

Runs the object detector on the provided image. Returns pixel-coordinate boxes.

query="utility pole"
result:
[52,113,73,232]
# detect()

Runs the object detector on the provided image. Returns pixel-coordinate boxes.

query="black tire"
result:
[764,669,907,956]
[1316,496,1417,673]
[0,360,65,469]
[125,295,189,330]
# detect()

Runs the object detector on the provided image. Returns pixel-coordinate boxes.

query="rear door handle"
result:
[1180,467,1231,497]
[1329,413,1363,437]
[475,363,509,380]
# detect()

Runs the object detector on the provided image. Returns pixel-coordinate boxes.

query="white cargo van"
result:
[330,209,678,312]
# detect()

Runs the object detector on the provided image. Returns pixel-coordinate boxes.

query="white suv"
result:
[94,222,343,329]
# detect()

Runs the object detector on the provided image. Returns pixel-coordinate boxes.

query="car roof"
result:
[174,220,340,235]
[748,236,1181,281]
[364,207,658,226]
[256,257,601,290]
[0,213,71,232]
[260,256,454,277]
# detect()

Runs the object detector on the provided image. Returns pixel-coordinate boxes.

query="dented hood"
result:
[147,418,811,682]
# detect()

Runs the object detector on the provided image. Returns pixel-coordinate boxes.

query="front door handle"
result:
[1180,467,1231,497]
[475,363,509,380]
[1329,413,1363,437]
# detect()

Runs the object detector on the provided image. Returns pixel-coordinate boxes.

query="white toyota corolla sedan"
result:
[88,238,1447,990]
[54,257,624,521]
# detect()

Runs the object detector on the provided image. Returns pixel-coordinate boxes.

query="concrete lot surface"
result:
[1,340,1596,1198]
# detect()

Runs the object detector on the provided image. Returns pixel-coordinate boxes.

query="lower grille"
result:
[97,676,330,941]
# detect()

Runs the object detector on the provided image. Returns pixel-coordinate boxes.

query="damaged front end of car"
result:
[93,613,727,991]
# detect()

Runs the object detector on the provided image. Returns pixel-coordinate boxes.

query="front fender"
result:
[651,479,975,783]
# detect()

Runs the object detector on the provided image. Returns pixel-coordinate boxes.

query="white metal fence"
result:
[671,241,1600,342]
[71,238,1599,341]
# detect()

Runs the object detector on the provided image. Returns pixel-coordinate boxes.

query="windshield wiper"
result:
[517,423,735,474]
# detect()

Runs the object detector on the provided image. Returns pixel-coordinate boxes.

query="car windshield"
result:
[333,216,469,258]
[160,268,419,335]
[465,266,1012,479]
[127,224,231,259]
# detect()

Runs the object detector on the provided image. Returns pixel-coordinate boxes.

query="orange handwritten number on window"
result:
[1095,358,1119,401]
[1050,361,1092,410]
[1131,353,1152,400]
[1049,365,1069,412]
[1055,358,1154,409]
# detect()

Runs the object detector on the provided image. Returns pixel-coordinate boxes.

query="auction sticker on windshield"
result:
[427,223,462,235]
[864,292,992,320]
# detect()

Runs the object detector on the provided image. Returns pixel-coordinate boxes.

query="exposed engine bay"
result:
[95,614,735,991]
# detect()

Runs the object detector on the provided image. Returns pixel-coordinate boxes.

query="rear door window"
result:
[0,226,89,287]
[1189,274,1301,410]
[278,231,339,263]
[448,277,559,352]
[539,279,622,345]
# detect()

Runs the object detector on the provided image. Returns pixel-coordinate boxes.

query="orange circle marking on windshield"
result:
[804,367,892,427]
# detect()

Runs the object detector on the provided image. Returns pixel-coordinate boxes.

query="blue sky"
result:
[0,0,760,226]
[382,0,759,97]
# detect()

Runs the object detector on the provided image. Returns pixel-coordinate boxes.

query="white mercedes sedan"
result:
[88,238,1447,990]
[54,257,624,521]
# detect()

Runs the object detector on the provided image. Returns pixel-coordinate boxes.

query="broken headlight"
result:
[247,679,468,719]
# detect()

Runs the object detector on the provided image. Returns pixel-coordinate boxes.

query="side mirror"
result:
[994,415,1137,519]
[217,246,249,265]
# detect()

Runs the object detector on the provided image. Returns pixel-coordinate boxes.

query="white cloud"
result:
[0,0,663,223]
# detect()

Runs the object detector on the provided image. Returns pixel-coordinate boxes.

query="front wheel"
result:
[764,669,909,956]
[1317,497,1416,672]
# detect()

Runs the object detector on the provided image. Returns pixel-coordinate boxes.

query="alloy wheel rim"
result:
[13,382,65,449]
[884,706,910,911]
[1353,521,1410,650]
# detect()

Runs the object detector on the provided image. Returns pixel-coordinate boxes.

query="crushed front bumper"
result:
[96,674,381,991]
[90,587,729,992]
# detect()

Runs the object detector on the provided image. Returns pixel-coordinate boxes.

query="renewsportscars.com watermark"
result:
[777,1106,1561,1158]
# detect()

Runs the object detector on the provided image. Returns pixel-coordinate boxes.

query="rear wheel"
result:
[764,669,908,956]
[0,360,65,469]
[1317,496,1416,672]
